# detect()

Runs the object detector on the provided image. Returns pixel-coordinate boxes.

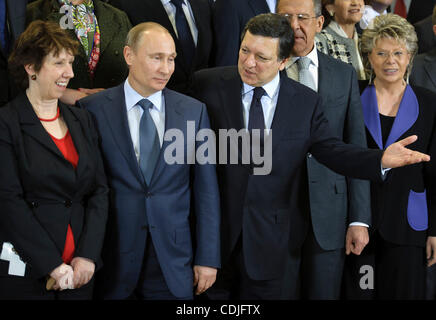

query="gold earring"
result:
[31,74,37,80]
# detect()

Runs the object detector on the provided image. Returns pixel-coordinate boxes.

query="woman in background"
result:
[316,0,367,79]
[26,0,132,104]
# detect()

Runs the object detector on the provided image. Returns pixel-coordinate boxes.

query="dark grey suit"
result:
[212,0,271,67]
[284,52,370,299]
[410,48,436,94]
[414,16,436,55]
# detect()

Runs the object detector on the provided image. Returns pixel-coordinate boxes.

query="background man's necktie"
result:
[138,99,161,185]
[394,0,407,18]
[297,56,316,91]
[171,0,195,69]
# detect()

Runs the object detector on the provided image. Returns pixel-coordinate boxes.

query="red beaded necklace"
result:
[38,107,60,122]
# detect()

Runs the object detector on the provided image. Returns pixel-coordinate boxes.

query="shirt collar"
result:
[242,72,281,99]
[288,42,319,68]
[124,79,163,112]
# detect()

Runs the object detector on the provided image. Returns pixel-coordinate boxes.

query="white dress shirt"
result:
[241,72,280,131]
[265,0,277,13]
[286,44,319,92]
[161,0,198,46]
[360,5,387,30]
[124,79,166,162]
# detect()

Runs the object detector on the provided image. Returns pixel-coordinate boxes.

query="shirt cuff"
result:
[349,222,369,228]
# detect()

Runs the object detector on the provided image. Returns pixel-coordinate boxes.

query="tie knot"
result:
[252,86,266,101]
[171,0,185,8]
[297,56,311,71]
[137,99,154,111]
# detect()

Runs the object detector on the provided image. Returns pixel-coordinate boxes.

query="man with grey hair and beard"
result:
[277,0,370,299]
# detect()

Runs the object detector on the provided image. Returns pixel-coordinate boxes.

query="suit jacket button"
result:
[146,192,153,198]
[307,153,312,158]
[31,201,38,208]
[64,200,72,207]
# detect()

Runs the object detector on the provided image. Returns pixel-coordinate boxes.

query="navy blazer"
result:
[212,0,270,67]
[410,48,436,94]
[193,66,383,280]
[0,0,27,106]
[360,82,436,247]
[0,92,109,279]
[77,85,220,299]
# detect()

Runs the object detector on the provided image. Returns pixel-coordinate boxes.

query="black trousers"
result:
[342,231,426,300]
[206,236,288,300]
[0,275,94,300]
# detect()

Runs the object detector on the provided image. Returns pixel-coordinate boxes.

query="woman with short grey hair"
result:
[357,13,436,299]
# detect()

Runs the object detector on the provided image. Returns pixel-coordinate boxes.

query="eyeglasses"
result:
[279,13,320,24]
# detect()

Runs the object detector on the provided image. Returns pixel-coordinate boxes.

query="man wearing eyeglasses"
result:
[277,0,370,299]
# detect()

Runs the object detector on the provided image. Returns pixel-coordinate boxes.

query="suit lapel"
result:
[149,88,185,185]
[15,93,65,159]
[385,85,419,147]
[317,52,331,97]
[102,85,146,188]
[361,85,418,149]
[60,104,89,181]
[220,70,244,131]
[270,74,297,153]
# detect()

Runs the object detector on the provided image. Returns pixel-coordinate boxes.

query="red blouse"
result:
[49,131,79,264]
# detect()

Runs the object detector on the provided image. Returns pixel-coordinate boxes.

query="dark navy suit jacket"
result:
[77,85,221,299]
[212,0,270,67]
[193,66,383,280]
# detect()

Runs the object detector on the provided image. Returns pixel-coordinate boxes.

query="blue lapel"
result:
[361,84,419,149]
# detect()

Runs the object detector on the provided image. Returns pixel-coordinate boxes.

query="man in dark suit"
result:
[411,7,436,94]
[276,0,370,299]
[77,22,221,300]
[407,0,436,24]
[212,0,274,67]
[108,0,212,95]
[0,0,27,107]
[192,13,430,300]
[414,13,436,54]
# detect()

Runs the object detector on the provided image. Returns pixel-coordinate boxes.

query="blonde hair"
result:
[360,13,418,81]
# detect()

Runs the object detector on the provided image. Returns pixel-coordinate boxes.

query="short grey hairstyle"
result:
[276,0,322,17]
[360,13,418,81]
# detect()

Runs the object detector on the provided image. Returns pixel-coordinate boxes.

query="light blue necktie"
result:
[297,56,316,91]
[137,99,160,185]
